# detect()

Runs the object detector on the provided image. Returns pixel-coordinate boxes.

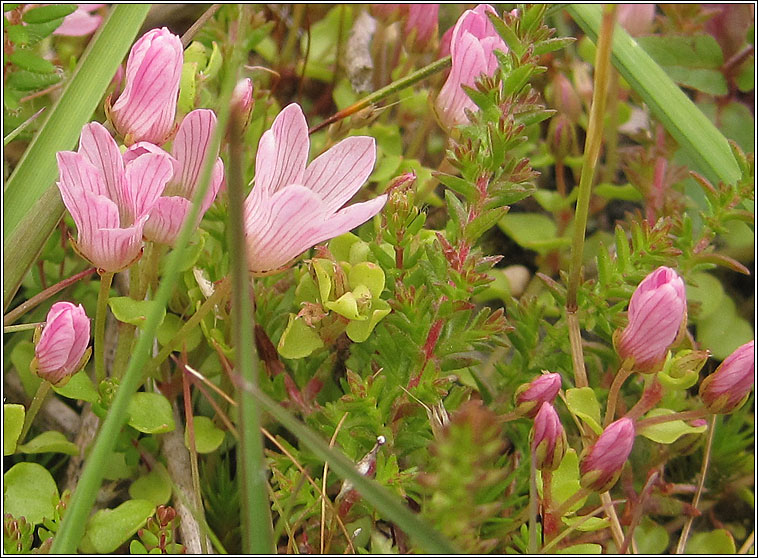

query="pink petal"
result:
[302,136,376,213]
[57,151,110,199]
[53,6,102,36]
[170,109,217,198]
[253,103,309,196]
[143,196,191,245]
[123,152,174,221]
[436,32,487,127]
[77,122,125,203]
[306,195,387,247]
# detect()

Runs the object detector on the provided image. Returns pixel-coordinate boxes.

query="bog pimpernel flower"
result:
[108,27,183,145]
[616,266,687,371]
[243,103,387,274]
[580,417,636,493]
[531,402,567,471]
[57,122,174,271]
[514,371,562,418]
[699,340,755,414]
[125,109,225,245]
[31,302,90,386]
[435,4,508,129]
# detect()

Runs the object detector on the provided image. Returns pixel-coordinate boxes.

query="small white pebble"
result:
[377,435,386,445]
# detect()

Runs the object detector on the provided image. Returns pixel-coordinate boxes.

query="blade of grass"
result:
[49,30,240,558]
[225,8,274,552]
[235,377,460,554]
[567,4,740,187]
[3,5,151,310]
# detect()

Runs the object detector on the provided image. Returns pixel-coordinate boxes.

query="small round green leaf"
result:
[634,518,669,554]
[538,449,586,514]
[185,415,225,453]
[17,430,78,455]
[127,392,175,434]
[277,314,324,359]
[684,529,736,554]
[82,499,156,554]
[156,313,202,352]
[52,370,99,402]
[638,409,707,444]
[4,462,59,525]
[108,297,166,329]
[557,543,602,554]
[4,403,25,455]
[565,387,603,435]
[348,262,385,298]
[129,463,172,506]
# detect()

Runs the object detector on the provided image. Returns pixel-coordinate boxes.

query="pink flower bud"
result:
[531,403,567,471]
[435,4,508,129]
[244,103,386,274]
[616,4,656,37]
[699,341,755,414]
[57,122,174,271]
[405,5,439,51]
[616,267,687,371]
[515,372,562,418]
[231,78,254,122]
[580,417,635,493]
[549,73,582,122]
[109,28,183,145]
[32,302,90,385]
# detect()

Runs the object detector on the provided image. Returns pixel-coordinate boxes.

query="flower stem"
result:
[528,448,539,554]
[4,267,96,326]
[635,408,709,430]
[604,365,633,427]
[18,380,52,444]
[112,269,141,380]
[94,271,114,383]
[675,414,717,553]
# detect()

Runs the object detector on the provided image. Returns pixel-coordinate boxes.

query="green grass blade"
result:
[3,5,151,308]
[567,4,740,186]
[242,382,460,554]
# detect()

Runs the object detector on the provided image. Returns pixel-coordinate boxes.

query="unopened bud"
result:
[548,73,582,122]
[580,417,635,493]
[30,302,91,386]
[231,78,254,123]
[699,340,755,414]
[515,372,562,418]
[531,402,567,471]
[659,349,710,390]
[547,114,577,161]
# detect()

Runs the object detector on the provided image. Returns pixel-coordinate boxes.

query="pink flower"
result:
[616,4,656,37]
[54,4,104,36]
[109,28,183,145]
[125,109,225,245]
[532,402,567,471]
[57,122,173,271]
[32,302,90,386]
[244,103,386,274]
[616,266,687,371]
[232,78,254,122]
[699,341,755,414]
[435,4,507,129]
[515,372,562,418]
[580,417,635,492]
[405,5,439,51]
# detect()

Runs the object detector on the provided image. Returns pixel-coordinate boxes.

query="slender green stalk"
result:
[227,49,274,552]
[4,267,96,326]
[565,4,616,390]
[281,4,306,65]
[635,408,708,430]
[528,449,539,554]
[181,368,208,554]
[50,19,240,551]
[3,107,46,146]
[18,381,52,443]
[112,269,141,379]
[309,55,452,134]
[676,414,717,553]
[94,272,114,383]
[604,365,633,427]
[4,322,44,333]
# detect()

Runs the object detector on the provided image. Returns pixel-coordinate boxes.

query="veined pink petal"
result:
[302,136,376,213]
[143,196,191,245]
[436,32,487,127]
[254,103,309,196]
[57,151,109,199]
[450,4,497,50]
[304,194,387,248]
[78,122,125,204]
[170,109,217,198]
[123,151,174,221]
[123,141,172,164]
[35,309,76,372]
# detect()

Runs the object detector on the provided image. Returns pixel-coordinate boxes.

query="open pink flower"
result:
[32,302,90,386]
[109,27,183,145]
[126,109,225,245]
[54,4,104,36]
[244,103,386,274]
[616,266,687,371]
[435,4,507,128]
[57,122,173,271]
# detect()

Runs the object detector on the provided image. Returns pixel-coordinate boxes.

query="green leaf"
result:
[22,4,76,24]
[345,299,391,343]
[185,415,225,454]
[4,404,25,455]
[128,463,171,506]
[277,314,324,359]
[561,516,609,532]
[498,213,570,254]
[4,5,151,309]
[4,462,59,525]
[565,387,603,435]
[593,183,643,202]
[10,339,41,396]
[539,449,587,514]
[348,262,385,298]
[638,409,707,444]
[8,50,57,74]
[127,393,175,434]
[568,5,739,187]
[684,529,736,554]
[109,297,166,328]
[634,517,669,554]
[17,430,78,455]
[557,543,602,554]
[52,370,99,402]
[156,313,202,352]
[178,61,197,115]
[696,294,753,360]
[80,499,155,554]
[6,69,60,91]
[325,291,362,320]
[686,272,725,321]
